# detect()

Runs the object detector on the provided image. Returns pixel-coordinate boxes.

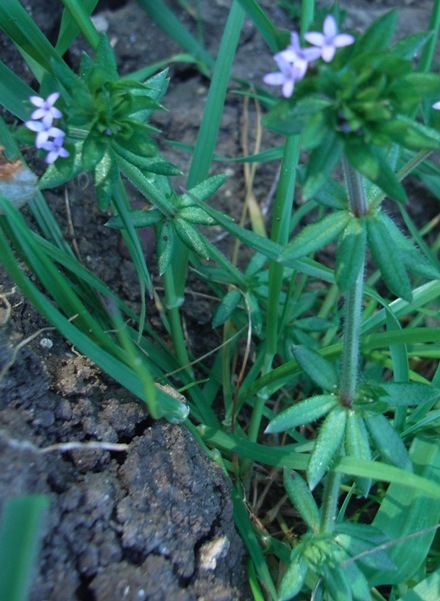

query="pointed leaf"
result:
[345,413,372,497]
[380,382,440,407]
[283,469,320,533]
[307,406,347,490]
[107,207,163,229]
[173,218,210,259]
[364,413,413,472]
[366,215,413,302]
[302,131,344,200]
[278,546,308,601]
[94,149,119,211]
[178,206,216,225]
[378,211,440,280]
[354,10,398,55]
[212,288,241,328]
[336,218,367,292]
[180,174,228,206]
[346,142,407,203]
[265,394,339,434]
[156,220,175,275]
[293,345,339,392]
[280,211,350,263]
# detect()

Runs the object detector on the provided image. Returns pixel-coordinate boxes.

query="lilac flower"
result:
[278,32,322,79]
[40,135,69,164]
[263,33,321,98]
[24,120,65,149]
[304,15,355,63]
[29,92,62,127]
[433,101,440,110]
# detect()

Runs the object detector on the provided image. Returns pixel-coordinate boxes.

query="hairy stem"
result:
[339,158,367,406]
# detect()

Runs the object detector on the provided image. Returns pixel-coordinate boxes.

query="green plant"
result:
[1,0,440,599]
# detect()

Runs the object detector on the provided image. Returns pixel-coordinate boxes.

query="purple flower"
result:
[433,101,440,110]
[40,135,69,164]
[263,33,321,98]
[24,120,65,149]
[304,15,355,63]
[29,92,62,127]
[278,32,322,78]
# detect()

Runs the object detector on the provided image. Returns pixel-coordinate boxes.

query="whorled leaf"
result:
[279,210,351,264]
[364,413,413,472]
[283,469,320,533]
[307,406,347,490]
[265,394,339,435]
[345,412,372,497]
[292,345,339,392]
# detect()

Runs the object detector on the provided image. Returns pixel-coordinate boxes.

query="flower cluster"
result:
[263,15,355,98]
[25,93,69,164]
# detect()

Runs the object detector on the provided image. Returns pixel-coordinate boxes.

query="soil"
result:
[0,1,437,600]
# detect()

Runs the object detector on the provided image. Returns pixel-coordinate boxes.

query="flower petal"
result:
[334,33,355,48]
[29,96,44,107]
[304,32,325,47]
[282,79,295,98]
[323,14,337,38]
[321,45,336,62]
[263,72,286,86]
[46,92,60,105]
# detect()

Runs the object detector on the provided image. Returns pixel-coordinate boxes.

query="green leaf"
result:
[106,208,163,230]
[380,382,440,408]
[302,131,344,200]
[335,217,367,293]
[280,211,350,263]
[212,288,241,328]
[173,218,210,259]
[82,131,107,172]
[322,560,353,601]
[94,149,119,211]
[390,31,433,60]
[378,211,440,280]
[364,413,413,472]
[156,220,175,276]
[293,345,339,392]
[366,214,413,302]
[370,433,440,585]
[177,206,216,225]
[278,545,308,601]
[0,495,49,601]
[283,469,320,533]
[345,413,372,497]
[353,10,398,55]
[346,142,407,203]
[265,394,339,434]
[180,174,228,206]
[307,406,347,489]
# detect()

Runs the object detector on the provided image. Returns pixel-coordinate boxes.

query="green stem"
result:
[266,136,299,361]
[162,267,192,375]
[339,159,367,406]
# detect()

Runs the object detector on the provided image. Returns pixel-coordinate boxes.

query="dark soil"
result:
[0,1,437,600]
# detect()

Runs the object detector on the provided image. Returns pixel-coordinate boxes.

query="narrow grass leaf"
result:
[370,433,440,585]
[307,406,347,490]
[0,495,49,601]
